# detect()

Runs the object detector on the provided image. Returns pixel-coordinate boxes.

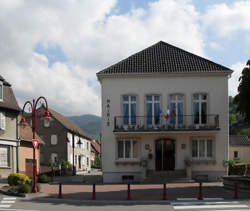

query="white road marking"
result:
[0,205,11,208]
[0,209,40,211]
[173,204,248,209]
[1,201,15,203]
[177,198,198,201]
[172,201,240,206]
[2,198,16,200]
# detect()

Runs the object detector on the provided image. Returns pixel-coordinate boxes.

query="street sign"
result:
[32,139,39,149]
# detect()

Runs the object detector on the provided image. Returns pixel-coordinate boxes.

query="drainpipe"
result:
[16,115,19,173]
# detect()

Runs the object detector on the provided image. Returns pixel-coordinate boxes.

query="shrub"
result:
[229,162,248,176]
[8,173,31,186]
[93,156,101,169]
[17,184,32,193]
[38,174,49,183]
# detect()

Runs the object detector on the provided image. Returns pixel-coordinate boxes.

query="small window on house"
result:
[87,157,89,166]
[0,82,3,101]
[117,140,139,159]
[234,151,238,159]
[51,135,57,145]
[44,119,50,127]
[0,145,10,167]
[51,153,58,163]
[87,142,89,151]
[0,112,6,130]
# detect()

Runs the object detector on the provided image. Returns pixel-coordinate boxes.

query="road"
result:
[0,195,250,211]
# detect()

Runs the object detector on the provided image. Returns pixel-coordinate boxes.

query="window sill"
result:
[191,159,216,165]
[0,166,11,169]
[115,159,140,165]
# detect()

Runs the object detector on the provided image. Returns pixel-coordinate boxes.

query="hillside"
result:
[68,114,101,140]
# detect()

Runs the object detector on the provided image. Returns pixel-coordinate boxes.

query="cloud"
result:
[0,0,205,115]
[229,62,245,96]
[203,1,250,37]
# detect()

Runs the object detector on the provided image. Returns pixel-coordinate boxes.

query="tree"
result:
[234,59,250,123]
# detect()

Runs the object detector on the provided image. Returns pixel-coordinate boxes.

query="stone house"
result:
[0,75,20,178]
[31,106,92,172]
[229,135,250,164]
[19,125,45,176]
[97,41,232,183]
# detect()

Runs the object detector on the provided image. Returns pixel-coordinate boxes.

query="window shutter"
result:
[0,113,5,130]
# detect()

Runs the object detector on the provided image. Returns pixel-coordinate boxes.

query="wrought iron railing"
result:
[114,115,219,132]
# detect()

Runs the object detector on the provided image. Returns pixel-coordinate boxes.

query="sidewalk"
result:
[38,182,250,201]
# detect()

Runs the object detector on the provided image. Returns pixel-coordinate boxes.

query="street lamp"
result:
[19,96,51,193]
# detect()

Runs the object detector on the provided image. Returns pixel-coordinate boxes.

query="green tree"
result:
[93,156,101,169]
[234,59,250,123]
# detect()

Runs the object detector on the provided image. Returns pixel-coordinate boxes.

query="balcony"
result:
[114,115,219,133]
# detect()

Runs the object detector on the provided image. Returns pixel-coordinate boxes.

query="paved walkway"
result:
[38,182,250,201]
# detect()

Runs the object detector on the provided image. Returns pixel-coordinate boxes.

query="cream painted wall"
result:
[100,73,229,181]
[229,146,250,164]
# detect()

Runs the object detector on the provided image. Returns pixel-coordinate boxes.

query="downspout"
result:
[16,115,19,173]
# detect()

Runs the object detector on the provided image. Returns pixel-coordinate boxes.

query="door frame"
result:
[155,138,176,171]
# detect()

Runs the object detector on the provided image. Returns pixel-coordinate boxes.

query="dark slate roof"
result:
[97,41,232,76]
[0,75,20,112]
[229,135,250,146]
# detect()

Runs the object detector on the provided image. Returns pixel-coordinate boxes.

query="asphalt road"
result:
[0,195,250,211]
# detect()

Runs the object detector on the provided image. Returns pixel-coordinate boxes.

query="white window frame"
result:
[146,94,160,126]
[51,134,58,145]
[117,139,139,160]
[123,95,136,125]
[51,153,58,163]
[193,93,207,125]
[192,137,213,160]
[0,112,6,130]
[234,151,239,159]
[170,94,184,127]
[0,145,10,167]
[44,119,50,127]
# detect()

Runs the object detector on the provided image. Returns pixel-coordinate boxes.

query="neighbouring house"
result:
[91,140,101,166]
[27,106,92,172]
[229,135,250,164]
[0,75,20,178]
[97,41,232,183]
[19,125,45,176]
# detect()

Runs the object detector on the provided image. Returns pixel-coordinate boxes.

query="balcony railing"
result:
[114,115,219,132]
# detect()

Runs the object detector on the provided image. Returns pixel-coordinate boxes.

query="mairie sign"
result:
[32,139,39,149]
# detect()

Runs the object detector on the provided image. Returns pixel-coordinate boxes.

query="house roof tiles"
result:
[19,125,45,144]
[229,135,250,146]
[97,41,232,76]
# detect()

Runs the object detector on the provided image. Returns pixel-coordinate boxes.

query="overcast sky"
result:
[0,0,249,116]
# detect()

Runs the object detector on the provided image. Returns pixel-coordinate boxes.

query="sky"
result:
[0,0,249,116]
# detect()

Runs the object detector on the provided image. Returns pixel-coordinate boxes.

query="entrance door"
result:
[155,139,175,171]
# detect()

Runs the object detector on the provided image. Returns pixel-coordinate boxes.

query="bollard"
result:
[127,184,131,200]
[92,184,96,200]
[58,183,62,199]
[234,182,238,199]
[198,182,203,200]
[163,183,167,200]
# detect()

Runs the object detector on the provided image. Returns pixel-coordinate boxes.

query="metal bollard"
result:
[58,183,62,199]
[92,184,96,200]
[163,183,167,200]
[234,182,238,199]
[198,182,203,200]
[127,184,131,200]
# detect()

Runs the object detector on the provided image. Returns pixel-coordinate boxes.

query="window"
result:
[51,153,58,163]
[44,119,50,127]
[123,95,136,125]
[87,142,89,150]
[192,138,213,159]
[146,95,161,125]
[0,82,3,101]
[0,112,6,130]
[87,157,89,166]
[193,94,207,125]
[234,151,239,159]
[0,145,10,167]
[117,140,139,159]
[170,94,184,126]
[51,135,57,145]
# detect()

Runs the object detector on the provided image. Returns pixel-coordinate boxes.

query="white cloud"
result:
[203,1,250,37]
[229,62,245,96]
[0,0,205,115]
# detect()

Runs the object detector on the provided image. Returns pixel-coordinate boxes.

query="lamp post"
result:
[19,96,51,193]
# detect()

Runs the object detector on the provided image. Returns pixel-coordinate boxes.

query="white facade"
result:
[99,73,230,183]
[67,132,91,171]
